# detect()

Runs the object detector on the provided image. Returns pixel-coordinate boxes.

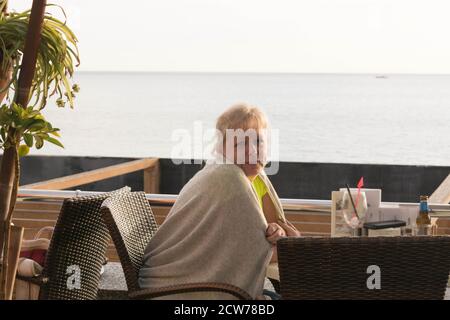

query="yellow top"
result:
[252,175,268,208]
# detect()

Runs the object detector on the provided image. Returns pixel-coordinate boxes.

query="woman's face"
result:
[222,127,267,179]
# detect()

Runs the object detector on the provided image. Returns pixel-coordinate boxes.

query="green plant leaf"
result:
[11,102,22,115]
[49,129,61,137]
[0,127,6,142]
[27,119,47,132]
[44,136,64,148]
[34,135,44,149]
[18,144,30,157]
[23,133,34,147]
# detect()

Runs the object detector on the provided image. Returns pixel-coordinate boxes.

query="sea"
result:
[30,72,450,167]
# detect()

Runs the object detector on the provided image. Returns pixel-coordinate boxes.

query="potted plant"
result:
[0,0,80,299]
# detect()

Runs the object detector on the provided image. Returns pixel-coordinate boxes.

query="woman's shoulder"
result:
[190,163,251,196]
[202,162,246,182]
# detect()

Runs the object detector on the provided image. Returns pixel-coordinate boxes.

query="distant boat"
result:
[375,75,388,79]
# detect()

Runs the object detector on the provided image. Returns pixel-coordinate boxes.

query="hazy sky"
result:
[10,0,450,73]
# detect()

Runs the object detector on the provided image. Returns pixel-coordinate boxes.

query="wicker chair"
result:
[100,191,253,300]
[277,236,450,300]
[17,187,130,300]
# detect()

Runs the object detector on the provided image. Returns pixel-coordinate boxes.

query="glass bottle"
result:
[416,195,431,235]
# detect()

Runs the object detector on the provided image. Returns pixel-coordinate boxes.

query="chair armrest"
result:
[129,282,253,300]
[16,274,49,286]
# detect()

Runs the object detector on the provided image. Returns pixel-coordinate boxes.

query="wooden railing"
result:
[20,158,160,194]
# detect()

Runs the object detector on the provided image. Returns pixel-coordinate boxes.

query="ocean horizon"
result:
[26,72,450,167]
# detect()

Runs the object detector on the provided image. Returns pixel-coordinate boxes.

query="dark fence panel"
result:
[6,155,448,203]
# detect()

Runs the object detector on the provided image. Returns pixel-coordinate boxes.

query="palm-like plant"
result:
[0,1,79,108]
[0,0,80,299]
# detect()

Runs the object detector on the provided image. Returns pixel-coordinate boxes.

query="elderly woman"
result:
[138,104,300,299]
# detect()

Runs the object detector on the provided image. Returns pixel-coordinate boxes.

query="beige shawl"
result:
[138,160,276,299]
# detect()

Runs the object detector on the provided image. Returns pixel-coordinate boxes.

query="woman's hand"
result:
[279,220,301,237]
[266,223,286,245]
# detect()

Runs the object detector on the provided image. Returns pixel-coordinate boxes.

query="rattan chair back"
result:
[277,236,450,300]
[100,192,158,293]
[40,187,130,300]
